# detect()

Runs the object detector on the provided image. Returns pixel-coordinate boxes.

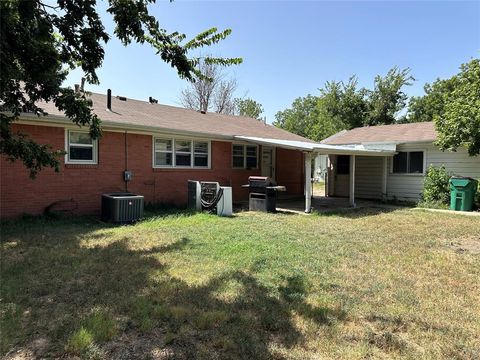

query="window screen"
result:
[336,155,350,175]
[175,140,192,166]
[392,151,424,174]
[246,146,258,169]
[68,131,96,162]
[232,145,245,168]
[154,138,173,166]
[408,152,424,173]
[393,152,408,173]
[193,141,209,167]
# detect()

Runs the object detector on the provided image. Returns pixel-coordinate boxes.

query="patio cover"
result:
[233,136,397,212]
[233,136,397,156]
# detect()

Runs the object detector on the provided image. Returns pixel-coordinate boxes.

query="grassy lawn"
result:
[313,181,325,197]
[1,208,480,359]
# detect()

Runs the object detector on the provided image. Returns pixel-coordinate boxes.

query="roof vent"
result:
[149,96,158,104]
[107,89,112,111]
[117,96,127,101]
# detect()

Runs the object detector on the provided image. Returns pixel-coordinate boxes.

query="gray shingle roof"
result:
[322,122,437,145]
[36,92,310,142]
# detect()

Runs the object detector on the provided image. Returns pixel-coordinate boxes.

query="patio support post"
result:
[349,155,356,207]
[382,156,388,200]
[305,152,312,213]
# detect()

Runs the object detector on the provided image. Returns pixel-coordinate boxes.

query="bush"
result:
[422,165,451,206]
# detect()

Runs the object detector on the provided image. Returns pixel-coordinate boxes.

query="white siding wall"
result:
[355,156,383,199]
[386,142,480,201]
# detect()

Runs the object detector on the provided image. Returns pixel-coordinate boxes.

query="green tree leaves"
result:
[274,68,413,141]
[235,98,264,120]
[273,95,321,140]
[433,59,480,156]
[366,67,414,125]
[1,0,241,177]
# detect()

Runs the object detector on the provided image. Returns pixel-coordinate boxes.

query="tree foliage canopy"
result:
[235,98,264,120]
[273,95,321,140]
[274,67,413,141]
[0,0,241,177]
[405,58,480,156]
[365,67,414,126]
[433,59,480,156]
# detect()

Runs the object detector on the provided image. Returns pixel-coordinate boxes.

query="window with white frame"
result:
[66,130,97,163]
[153,137,209,168]
[175,140,192,167]
[392,151,424,174]
[154,138,173,166]
[194,141,209,167]
[232,144,258,169]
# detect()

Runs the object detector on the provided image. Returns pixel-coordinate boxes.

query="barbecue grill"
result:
[242,176,286,212]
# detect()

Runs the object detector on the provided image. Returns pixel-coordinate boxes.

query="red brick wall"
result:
[276,147,305,195]
[1,124,304,218]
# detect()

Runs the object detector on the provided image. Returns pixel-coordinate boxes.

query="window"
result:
[336,155,350,175]
[153,137,210,168]
[66,130,97,163]
[154,138,173,166]
[392,151,424,174]
[232,145,245,168]
[193,141,209,167]
[232,144,258,169]
[246,146,258,168]
[175,140,192,167]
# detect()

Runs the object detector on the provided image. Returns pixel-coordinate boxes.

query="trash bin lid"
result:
[449,177,478,188]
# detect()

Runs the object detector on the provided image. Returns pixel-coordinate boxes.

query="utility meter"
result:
[123,170,133,182]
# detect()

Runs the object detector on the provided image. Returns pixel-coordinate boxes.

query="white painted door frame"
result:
[261,146,276,180]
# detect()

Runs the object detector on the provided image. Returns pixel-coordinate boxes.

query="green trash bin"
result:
[449,177,478,211]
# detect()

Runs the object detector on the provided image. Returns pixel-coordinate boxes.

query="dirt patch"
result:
[447,236,480,254]
[4,338,49,360]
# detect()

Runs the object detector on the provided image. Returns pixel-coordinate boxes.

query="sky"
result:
[65,0,480,123]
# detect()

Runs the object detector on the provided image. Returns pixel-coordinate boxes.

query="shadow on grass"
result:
[1,216,346,359]
[314,206,401,219]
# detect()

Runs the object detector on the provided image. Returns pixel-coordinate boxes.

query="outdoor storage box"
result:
[449,177,478,212]
[101,193,144,223]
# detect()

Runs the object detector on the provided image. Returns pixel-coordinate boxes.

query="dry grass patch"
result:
[1,208,479,359]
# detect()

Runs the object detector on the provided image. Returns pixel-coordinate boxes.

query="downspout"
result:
[124,131,128,192]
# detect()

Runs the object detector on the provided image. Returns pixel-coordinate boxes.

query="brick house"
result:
[1,91,314,218]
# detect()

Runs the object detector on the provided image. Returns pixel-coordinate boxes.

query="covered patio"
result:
[234,136,397,213]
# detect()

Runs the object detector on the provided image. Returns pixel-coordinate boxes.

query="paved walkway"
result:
[412,207,480,217]
[276,196,403,214]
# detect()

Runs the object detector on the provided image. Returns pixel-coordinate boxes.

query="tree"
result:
[319,77,369,130]
[434,59,480,156]
[235,98,264,120]
[365,67,414,125]
[274,77,369,142]
[179,60,238,114]
[0,0,242,177]
[274,68,414,141]
[406,79,456,123]
[273,95,320,140]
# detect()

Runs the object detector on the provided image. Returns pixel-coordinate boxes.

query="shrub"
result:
[422,165,451,206]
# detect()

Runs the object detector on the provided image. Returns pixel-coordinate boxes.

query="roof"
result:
[235,136,397,156]
[33,92,309,142]
[321,122,437,145]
